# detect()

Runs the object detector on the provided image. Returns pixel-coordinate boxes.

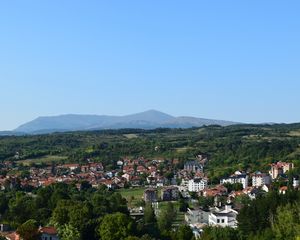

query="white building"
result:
[221,171,248,189]
[185,208,210,225]
[40,227,59,240]
[252,172,271,187]
[293,176,299,189]
[208,205,238,228]
[188,178,208,192]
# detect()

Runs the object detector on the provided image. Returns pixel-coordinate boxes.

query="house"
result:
[40,226,59,240]
[208,205,238,228]
[262,184,270,193]
[201,185,228,197]
[184,161,203,174]
[221,171,249,189]
[188,178,208,192]
[144,188,157,202]
[0,224,10,232]
[269,162,294,179]
[279,186,288,195]
[251,172,271,187]
[293,176,299,189]
[60,164,80,171]
[185,208,210,225]
[5,232,20,240]
[4,226,59,240]
[161,186,179,201]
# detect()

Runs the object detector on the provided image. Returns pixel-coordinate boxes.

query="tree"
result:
[179,198,189,212]
[16,219,40,240]
[51,202,70,226]
[142,203,158,237]
[98,213,134,240]
[144,204,156,225]
[272,203,300,240]
[201,226,239,240]
[175,225,194,240]
[58,224,80,240]
[157,202,176,234]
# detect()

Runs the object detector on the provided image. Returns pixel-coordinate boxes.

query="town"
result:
[0,152,298,240]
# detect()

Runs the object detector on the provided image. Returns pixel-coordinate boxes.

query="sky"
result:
[1,1,300,130]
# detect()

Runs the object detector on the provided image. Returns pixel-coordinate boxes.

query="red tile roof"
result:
[40,226,57,235]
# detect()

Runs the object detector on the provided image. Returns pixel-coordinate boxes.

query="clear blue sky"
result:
[1,1,300,130]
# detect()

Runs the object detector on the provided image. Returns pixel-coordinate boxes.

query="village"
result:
[0,154,298,239]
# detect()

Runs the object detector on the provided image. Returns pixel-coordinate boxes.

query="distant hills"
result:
[3,110,239,135]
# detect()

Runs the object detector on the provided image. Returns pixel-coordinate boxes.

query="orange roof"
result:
[40,226,57,235]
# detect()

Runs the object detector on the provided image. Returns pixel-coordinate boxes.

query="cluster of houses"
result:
[0,157,177,192]
[182,161,298,237]
[0,153,298,239]
[140,160,298,238]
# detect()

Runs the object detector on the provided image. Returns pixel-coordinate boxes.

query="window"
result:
[222,219,225,223]
[217,219,220,223]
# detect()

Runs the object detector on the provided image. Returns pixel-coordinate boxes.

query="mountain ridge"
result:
[13,110,239,134]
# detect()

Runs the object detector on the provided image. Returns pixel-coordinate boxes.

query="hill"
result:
[1,123,300,181]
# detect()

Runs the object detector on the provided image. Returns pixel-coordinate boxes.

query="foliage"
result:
[16,219,40,240]
[201,226,239,240]
[272,203,300,240]
[58,224,81,240]
[98,213,134,240]
[173,224,194,240]
[157,202,176,237]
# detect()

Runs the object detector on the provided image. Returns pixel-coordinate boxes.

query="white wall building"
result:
[208,205,238,228]
[293,176,299,189]
[221,171,248,189]
[185,208,210,225]
[188,178,208,192]
[252,172,271,187]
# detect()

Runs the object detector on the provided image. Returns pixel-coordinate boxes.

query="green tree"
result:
[98,213,134,240]
[157,202,176,234]
[16,219,40,240]
[201,226,239,240]
[272,203,300,240]
[144,204,156,225]
[179,198,189,212]
[174,224,194,240]
[58,224,81,240]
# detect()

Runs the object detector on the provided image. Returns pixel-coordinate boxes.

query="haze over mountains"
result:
[3,110,239,135]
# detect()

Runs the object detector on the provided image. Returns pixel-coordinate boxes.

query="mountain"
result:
[13,110,238,134]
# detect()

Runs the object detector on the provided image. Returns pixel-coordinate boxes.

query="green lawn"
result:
[117,187,146,207]
[18,155,67,166]
[123,134,139,139]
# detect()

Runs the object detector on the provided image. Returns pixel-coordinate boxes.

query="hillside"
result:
[2,123,300,180]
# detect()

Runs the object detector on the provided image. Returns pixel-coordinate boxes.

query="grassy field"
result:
[18,155,67,166]
[289,130,300,137]
[123,134,139,139]
[117,187,185,225]
[117,187,146,207]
